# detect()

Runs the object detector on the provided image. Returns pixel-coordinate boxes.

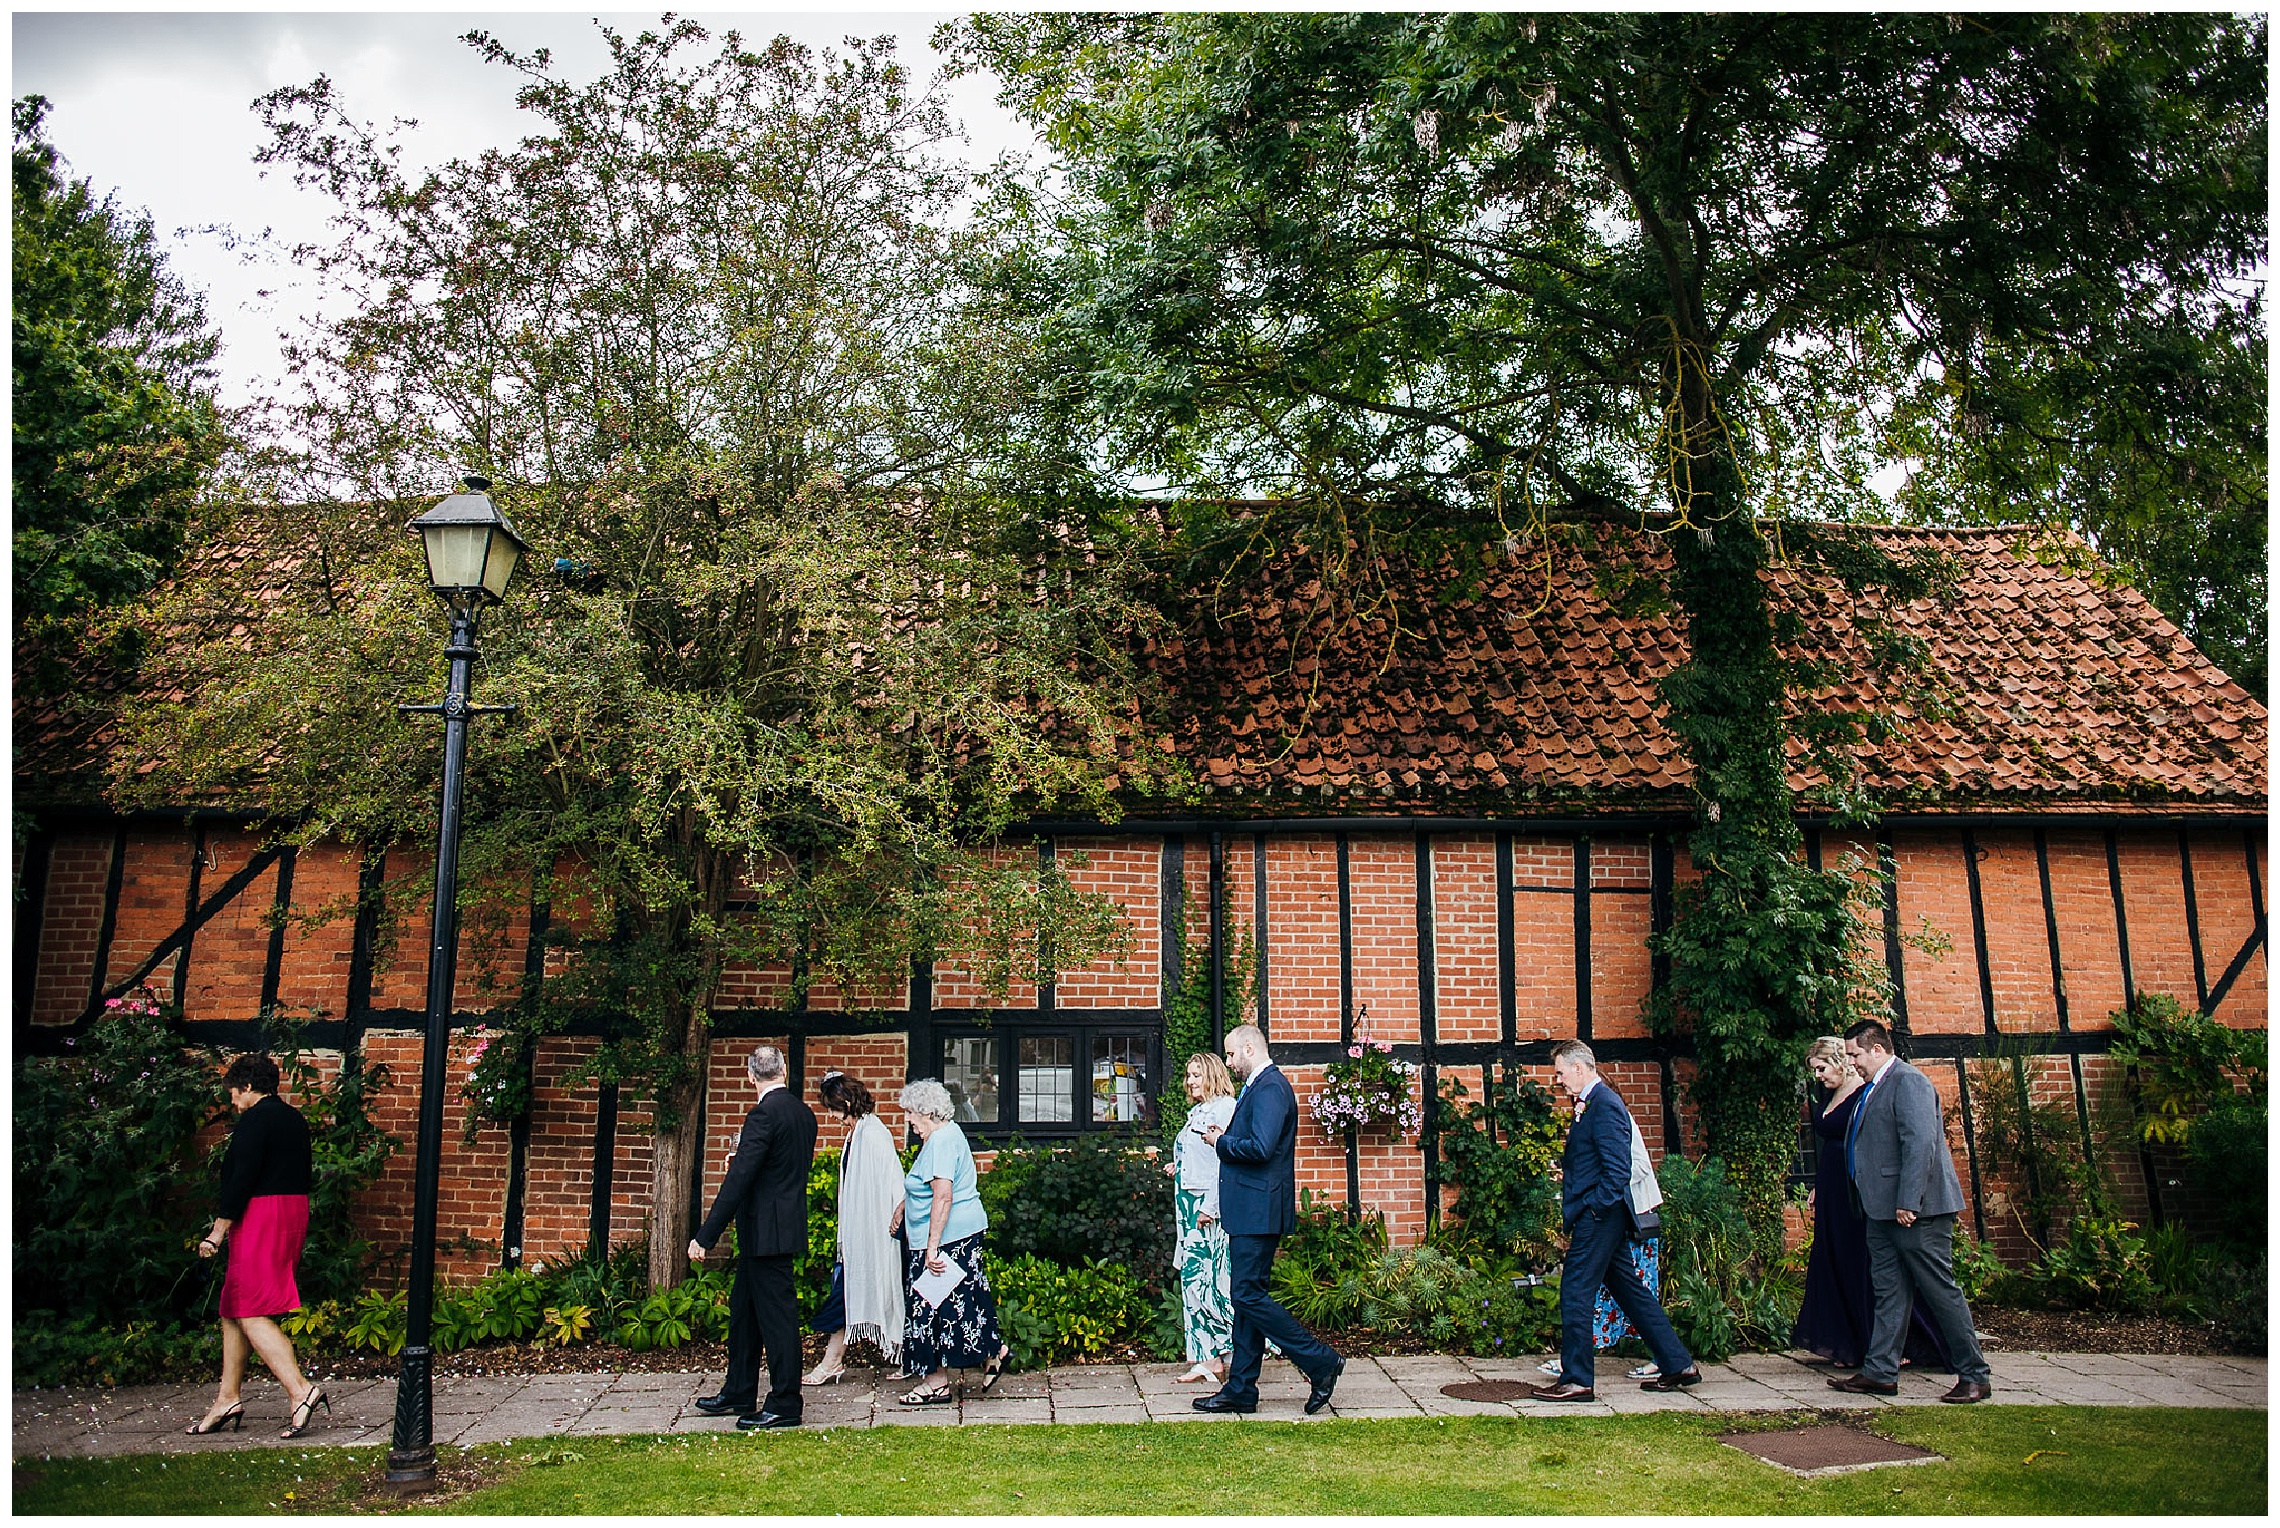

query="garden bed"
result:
[1974,1304,2255,1358]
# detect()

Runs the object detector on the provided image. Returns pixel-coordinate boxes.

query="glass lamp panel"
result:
[421,522,495,591]
[477,528,521,600]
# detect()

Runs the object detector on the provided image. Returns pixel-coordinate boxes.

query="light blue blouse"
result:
[905,1121,988,1244]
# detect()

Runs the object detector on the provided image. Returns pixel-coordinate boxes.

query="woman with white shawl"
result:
[805,1072,905,1383]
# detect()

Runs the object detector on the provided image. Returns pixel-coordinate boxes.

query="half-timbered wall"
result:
[14,816,2266,1278]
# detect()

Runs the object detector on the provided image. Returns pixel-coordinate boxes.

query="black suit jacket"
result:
[694,1086,818,1258]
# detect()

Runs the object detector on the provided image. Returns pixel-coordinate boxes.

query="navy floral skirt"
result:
[901,1232,1006,1375]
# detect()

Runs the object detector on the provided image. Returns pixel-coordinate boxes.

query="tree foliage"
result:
[12,95,224,682]
[945,11,2265,1249]
[111,20,1169,1287]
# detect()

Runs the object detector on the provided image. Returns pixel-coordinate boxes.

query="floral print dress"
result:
[1173,1094,1238,1364]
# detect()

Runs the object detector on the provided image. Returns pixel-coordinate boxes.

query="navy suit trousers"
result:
[1559,1206,1693,1387]
[1221,1232,1338,1404]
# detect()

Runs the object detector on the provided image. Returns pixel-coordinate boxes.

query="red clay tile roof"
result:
[1140,523,2264,818]
[16,519,2265,819]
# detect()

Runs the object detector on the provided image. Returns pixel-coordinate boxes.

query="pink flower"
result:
[105,998,122,1009]
[1347,1045,1362,1058]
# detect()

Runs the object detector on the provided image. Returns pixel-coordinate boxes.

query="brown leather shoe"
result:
[1827,1373,1900,1395]
[1528,1382,1597,1403]
[1940,1379,1992,1404]
[1639,1368,1703,1391]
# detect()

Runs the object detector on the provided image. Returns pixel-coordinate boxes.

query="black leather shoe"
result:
[1639,1368,1703,1391]
[1192,1392,1258,1414]
[1827,1373,1900,1395]
[1305,1356,1346,1415]
[693,1392,756,1417]
[1527,1382,1596,1402]
[736,1410,801,1430]
[1940,1379,1992,1404]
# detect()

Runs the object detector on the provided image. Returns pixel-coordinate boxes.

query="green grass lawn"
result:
[12,1407,2266,1516]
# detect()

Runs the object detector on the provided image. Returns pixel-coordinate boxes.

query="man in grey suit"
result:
[1831,1019,1993,1403]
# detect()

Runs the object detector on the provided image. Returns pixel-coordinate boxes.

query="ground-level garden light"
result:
[386,475,526,1490]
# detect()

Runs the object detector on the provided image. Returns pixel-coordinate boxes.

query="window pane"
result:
[1018,1035,1074,1123]
[1092,1034,1150,1124]
[941,1036,998,1123]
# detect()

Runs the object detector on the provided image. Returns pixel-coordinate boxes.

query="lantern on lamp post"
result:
[386,476,528,1489]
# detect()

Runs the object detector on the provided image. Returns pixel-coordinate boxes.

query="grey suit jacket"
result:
[1849,1058,1967,1221]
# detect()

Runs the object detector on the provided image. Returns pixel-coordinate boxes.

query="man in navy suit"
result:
[1194,1023,1345,1415]
[1530,1039,1701,1402]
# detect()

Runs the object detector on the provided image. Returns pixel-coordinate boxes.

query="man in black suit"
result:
[1194,1023,1344,1415]
[1530,1039,1700,1402]
[688,1044,819,1429]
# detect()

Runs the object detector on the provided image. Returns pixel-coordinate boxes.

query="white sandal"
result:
[1175,1363,1221,1384]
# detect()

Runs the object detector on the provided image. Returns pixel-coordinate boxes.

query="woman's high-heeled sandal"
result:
[802,1365,845,1387]
[185,1402,245,1436]
[279,1385,330,1439]
[897,1384,954,1406]
[977,1349,1009,1394]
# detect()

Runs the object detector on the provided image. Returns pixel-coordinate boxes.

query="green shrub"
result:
[2184,1094,2267,1250]
[1656,1155,1752,1289]
[343,1288,407,1355]
[13,997,223,1328]
[1270,1190,1388,1327]
[2109,991,2267,1146]
[986,1252,1155,1367]
[1430,1069,1566,1269]
[14,1311,222,1388]
[2204,1251,2267,1354]
[1950,1222,2008,1305]
[799,1155,841,1320]
[979,1134,1173,1288]
[2032,1216,2157,1313]
[1662,1264,1741,1363]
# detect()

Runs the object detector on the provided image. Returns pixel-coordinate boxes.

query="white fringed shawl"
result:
[836,1112,906,1363]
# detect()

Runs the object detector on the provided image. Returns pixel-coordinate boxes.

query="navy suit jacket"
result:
[1213,1062,1299,1236]
[1560,1079,1635,1228]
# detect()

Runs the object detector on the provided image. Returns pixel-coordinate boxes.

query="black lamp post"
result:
[386,475,528,1489]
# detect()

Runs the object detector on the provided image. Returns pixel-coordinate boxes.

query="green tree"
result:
[111,20,1170,1289]
[12,95,224,648]
[945,12,2265,1249]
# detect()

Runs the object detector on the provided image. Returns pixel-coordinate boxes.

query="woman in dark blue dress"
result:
[1792,1038,1953,1371]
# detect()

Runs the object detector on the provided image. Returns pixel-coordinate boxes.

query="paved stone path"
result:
[15,1350,2264,1459]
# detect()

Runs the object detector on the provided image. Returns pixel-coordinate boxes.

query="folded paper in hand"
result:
[913,1258,967,1309]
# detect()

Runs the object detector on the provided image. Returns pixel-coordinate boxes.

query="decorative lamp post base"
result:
[384,1344,437,1490]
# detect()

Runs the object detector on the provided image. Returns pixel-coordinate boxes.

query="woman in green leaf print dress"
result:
[1170,1052,1239,1384]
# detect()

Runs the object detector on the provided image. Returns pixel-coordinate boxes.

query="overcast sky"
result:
[13,9,1041,410]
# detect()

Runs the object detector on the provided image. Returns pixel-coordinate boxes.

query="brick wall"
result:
[15,817,2265,1270]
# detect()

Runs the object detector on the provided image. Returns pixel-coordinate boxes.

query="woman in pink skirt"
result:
[186,1054,327,1439]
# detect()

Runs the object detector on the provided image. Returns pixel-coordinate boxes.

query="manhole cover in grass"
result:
[1720,1425,1943,1479]
[1441,1380,1536,1402]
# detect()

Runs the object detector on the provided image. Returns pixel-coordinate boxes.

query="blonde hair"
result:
[1184,1052,1235,1100]
[1806,1036,1847,1072]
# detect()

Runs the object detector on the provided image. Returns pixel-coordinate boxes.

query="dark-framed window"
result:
[923,1012,1161,1140]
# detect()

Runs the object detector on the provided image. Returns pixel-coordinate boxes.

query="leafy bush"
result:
[343,1288,407,1355]
[13,996,223,1328]
[1270,1190,1388,1327]
[799,1155,840,1320]
[1662,1264,1741,1363]
[2031,1216,2157,1313]
[15,1311,223,1388]
[1656,1155,1752,1289]
[979,1134,1173,1288]
[2184,1094,2267,1250]
[986,1252,1156,1367]
[1430,1069,1566,1268]
[2109,991,2267,1145]
[2203,1251,2267,1355]
[1950,1222,2009,1305]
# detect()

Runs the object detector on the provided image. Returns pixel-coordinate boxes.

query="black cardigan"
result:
[216,1094,313,1218]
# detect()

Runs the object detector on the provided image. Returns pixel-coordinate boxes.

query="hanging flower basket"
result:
[461,1027,531,1129]
[1310,1032,1421,1137]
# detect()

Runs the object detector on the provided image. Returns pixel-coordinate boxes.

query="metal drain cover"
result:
[1440,1379,1537,1402]
[1720,1424,1943,1478]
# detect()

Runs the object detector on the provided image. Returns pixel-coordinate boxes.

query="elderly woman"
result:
[1170,1052,1239,1384]
[892,1079,1009,1405]
[804,1072,905,1385]
[187,1054,327,1440]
